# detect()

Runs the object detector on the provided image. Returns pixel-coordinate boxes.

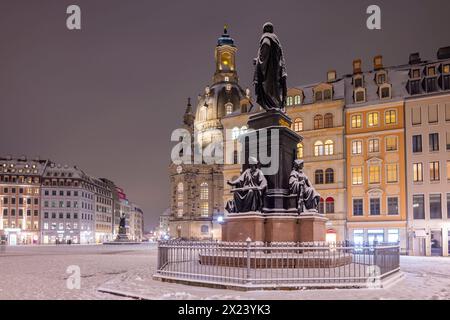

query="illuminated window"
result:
[386,164,398,183]
[200,182,209,200]
[324,113,333,128]
[324,140,334,155]
[314,141,324,156]
[447,161,450,180]
[296,143,303,159]
[368,112,379,127]
[385,109,397,124]
[430,161,440,181]
[225,103,233,115]
[293,118,303,132]
[351,114,362,128]
[200,202,209,217]
[240,126,248,136]
[314,115,323,129]
[413,163,423,182]
[369,165,380,184]
[352,167,363,185]
[444,64,450,74]
[294,95,302,105]
[286,96,293,106]
[386,136,398,151]
[368,138,380,153]
[352,140,362,155]
[177,183,183,200]
[221,52,232,68]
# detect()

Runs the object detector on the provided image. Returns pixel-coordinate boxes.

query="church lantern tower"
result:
[213,26,238,84]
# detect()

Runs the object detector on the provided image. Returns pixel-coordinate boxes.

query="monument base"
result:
[222,212,328,243]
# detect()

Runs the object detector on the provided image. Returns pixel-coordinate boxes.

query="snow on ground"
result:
[0,244,449,300]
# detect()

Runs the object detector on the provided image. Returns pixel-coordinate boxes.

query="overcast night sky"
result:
[0,0,449,230]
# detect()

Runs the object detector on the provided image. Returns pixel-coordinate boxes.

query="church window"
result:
[225,103,233,115]
[200,182,209,200]
[200,106,207,121]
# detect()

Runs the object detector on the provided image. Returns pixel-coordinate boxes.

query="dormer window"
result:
[353,75,363,88]
[323,89,332,100]
[315,91,323,102]
[411,69,421,78]
[427,66,436,76]
[286,96,293,106]
[379,83,392,99]
[294,95,302,105]
[376,71,386,85]
[354,88,366,103]
[444,64,450,74]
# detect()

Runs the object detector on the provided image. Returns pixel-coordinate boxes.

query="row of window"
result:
[352,197,399,216]
[351,164,399,185]
[2,187,39,194]
[412,161,450,182]
[351,136,398,155]
[411,104,450,125]
[44,212,79,219]
[291,114,334,132]
[412,193,450,220]
[286,88,334,107]
[350,109,397,129]
[43,222,79,230]
[2,208,38,217]
[1,197,39,205]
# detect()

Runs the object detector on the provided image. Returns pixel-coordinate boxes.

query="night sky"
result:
[1,0,449,230]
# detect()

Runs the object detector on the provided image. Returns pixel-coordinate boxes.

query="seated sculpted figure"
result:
[225,157,268,213]
[289,159,321,214]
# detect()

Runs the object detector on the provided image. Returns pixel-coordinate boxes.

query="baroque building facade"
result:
[167,29,450,256]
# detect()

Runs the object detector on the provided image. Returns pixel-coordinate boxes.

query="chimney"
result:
[409,52,421,65]
[373,55,383,70]
[353,59,362,74]
[327,70,337,82]
[437,46,450,60]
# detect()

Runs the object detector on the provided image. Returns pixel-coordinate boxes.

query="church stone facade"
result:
[168,28,252,240]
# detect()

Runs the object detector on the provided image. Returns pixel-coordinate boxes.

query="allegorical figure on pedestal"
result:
[225,157,268,213]
[253,22,288,111]
[289,160,321,214]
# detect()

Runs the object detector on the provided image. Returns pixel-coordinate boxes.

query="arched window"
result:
[326,197,335,214]
[314,115,323,129]
[293,118,303,132]
[325,168,334,184]
[296,143,303,159]
[225,103,233,115]
[200,182,208,200]
[324,140,334,155]
[240,126,248,135]
[314,141,324,156]
[286,96,293,106]
[315,170,324,184]
[294,95,302,105]
[232,127,240,140]
[324,113,333,128]
[200,106,207,121]
[319,197,325,214]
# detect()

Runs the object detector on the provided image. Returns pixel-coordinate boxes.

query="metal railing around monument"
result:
[154,240,400,289]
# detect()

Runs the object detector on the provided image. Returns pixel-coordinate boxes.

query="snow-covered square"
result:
[0,244,449,300]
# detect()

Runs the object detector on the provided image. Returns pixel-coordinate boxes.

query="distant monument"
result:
[222,22,327,243]
[104,213,140,245]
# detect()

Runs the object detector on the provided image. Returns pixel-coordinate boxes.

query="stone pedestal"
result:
[297,213,327,243]
[222,213,265,242]
[222,212,327,243]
